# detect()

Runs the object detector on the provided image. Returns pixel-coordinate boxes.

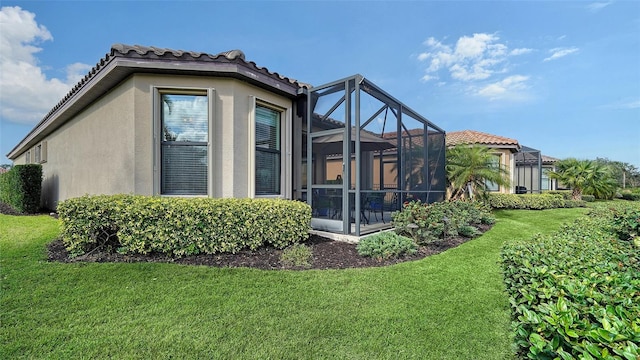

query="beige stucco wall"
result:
[131,74,293,199]
[492,148,515,194]
[38,77,137,209]
[17,73,294,209]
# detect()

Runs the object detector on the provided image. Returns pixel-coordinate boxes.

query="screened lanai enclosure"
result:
[304,75,445,235]
[514,145,542,194]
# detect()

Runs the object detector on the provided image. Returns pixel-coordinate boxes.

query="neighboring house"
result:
[7,44,444,236]
[445,130,521,194]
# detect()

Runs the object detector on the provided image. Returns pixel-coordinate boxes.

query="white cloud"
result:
[420,74,437,82]
[475,75,530,100]
[510,48,533,56]
[0,6,90,124]
[544,47,579,61]
[417,53,429,61]
[587,1,613,13]
[418,32,533,83]
[599,98,640,110]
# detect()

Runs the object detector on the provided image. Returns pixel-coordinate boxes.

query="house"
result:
[7,44,445,236]
[445,130,520,194]
[446,130,557,194]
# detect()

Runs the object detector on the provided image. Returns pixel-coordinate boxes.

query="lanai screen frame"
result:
[515,145,542,194]
[305,74,446,236]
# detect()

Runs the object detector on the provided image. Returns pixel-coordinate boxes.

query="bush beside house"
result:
[58,195,311,257]
[0,164,42,214]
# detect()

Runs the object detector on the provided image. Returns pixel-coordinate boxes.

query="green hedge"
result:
[487,193,586,210]
[545,190,573,199]
[501,203,640,359]
[58,195,311,257]
[620,192,640,201]
[0,164,42,214]
[392,200,495,244]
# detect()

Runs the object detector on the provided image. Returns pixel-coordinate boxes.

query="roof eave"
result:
[7,57,300,160]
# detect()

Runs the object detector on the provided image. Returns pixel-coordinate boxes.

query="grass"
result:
[1,207,587,359]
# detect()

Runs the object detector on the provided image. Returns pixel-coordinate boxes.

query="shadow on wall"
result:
[41,173,59,212]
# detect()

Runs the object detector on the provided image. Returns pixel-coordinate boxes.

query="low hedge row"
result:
[487,193,586,210]
[392,200,495,244]
[620,192,640,201]
[0,164,42,214]
[501,203,640,359]
[58,195,311,257]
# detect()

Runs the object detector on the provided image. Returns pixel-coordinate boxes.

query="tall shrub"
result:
[58,195,312,257]
[0,164,42,213]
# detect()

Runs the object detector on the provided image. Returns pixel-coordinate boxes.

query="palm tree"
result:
[446,145,510,200]
[548,158,617,200]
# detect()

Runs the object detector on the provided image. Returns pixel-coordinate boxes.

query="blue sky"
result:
[1,1,639,167]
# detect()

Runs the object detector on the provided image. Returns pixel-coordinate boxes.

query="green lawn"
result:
[1,207,587,359]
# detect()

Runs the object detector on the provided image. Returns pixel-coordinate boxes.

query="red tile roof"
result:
[446,130,519,147]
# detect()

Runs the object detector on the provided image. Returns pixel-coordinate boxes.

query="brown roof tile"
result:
[446,130,520,148]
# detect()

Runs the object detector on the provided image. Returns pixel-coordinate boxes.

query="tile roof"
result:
[8,44,308,159]
[541,154,559,163]
[382,129,521,151]
[382,129,427,147]
[44,44,306,125]
[446,130,520,149]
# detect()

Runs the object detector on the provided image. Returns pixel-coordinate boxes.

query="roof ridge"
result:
[110,43,247,61]
[450,129,519,143]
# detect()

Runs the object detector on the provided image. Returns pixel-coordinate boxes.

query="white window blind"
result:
[160,94,208,195]
[255,105,281,195]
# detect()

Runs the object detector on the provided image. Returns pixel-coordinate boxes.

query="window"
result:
[485,154,501,192]
[25,151,31,164]
[34,144,42,163]
[255,104,281,195]
[541,170,550,190]
[160,93,208,195]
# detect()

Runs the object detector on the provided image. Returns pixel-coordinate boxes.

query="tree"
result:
[595,157,640,188]
[446,145,510,200]
[547,158,617,200]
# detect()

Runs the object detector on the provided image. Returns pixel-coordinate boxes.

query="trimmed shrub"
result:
[356,231,417,260]
[280,243,312,268]
[581,194,596,202]
[392,200,494,244]
[58,195,311,257]
[620,192,640,201]
[501,203,640,359]
[486,193,585,210]
[0,164,42,214]
[545,190,573,200]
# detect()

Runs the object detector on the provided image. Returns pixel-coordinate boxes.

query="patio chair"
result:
[365,193,385,223]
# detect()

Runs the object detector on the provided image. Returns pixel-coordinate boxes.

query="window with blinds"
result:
[255,105,281,195]
[160,93,208,195]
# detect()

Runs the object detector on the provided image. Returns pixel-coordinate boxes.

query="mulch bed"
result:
[47,226,491,270]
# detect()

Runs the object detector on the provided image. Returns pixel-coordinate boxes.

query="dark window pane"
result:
[255,105,281,195]
[161,144,207,195]
[256,149,280,195]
